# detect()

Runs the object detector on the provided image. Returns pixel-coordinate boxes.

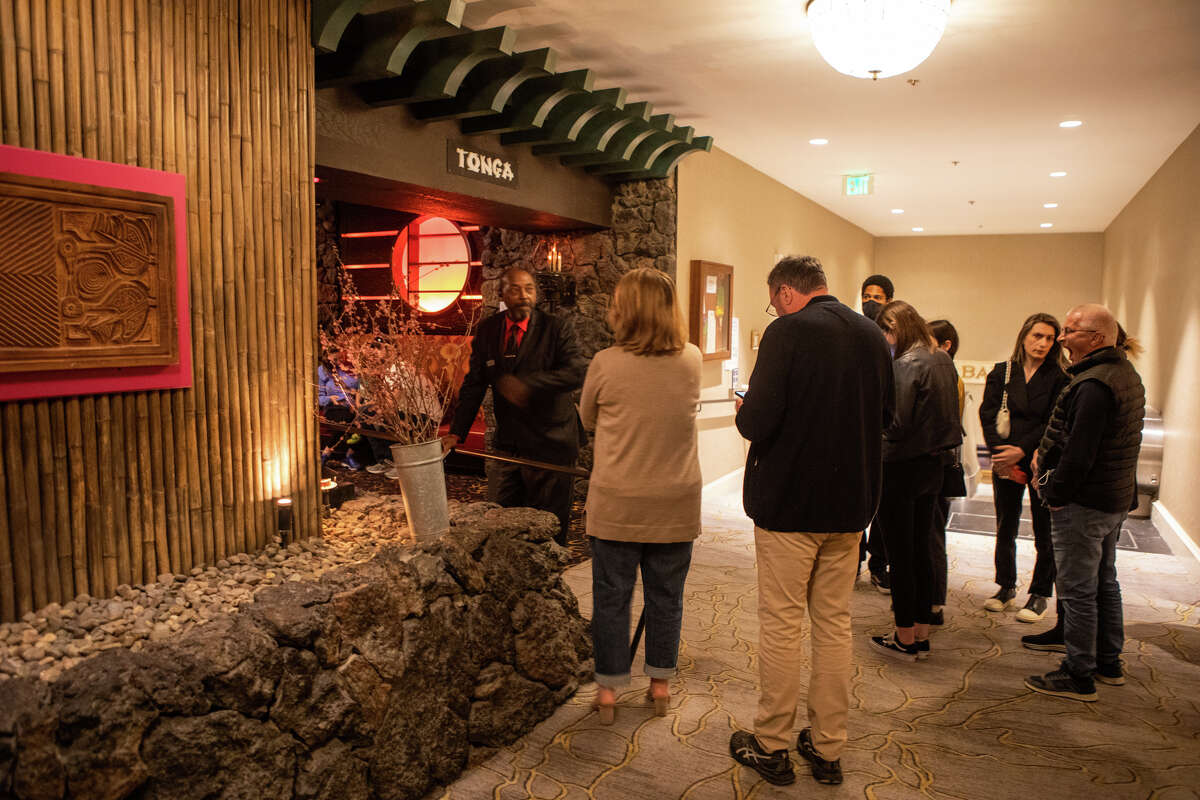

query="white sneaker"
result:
[1016,594,1049,623]
[983,587,1018,612]
[365,463,388,474]
[385,467,400,480]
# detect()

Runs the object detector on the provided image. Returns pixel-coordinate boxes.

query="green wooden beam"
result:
[587,113,676,175]
[315,0,465,89]
[356,27,518,106]
[312,0,371,54]
[533,101,649,157]
[604,136,713,182]
[501,87,625,147]
[559,104,656,167]
[408,48,557,121]
[459,69,594,135]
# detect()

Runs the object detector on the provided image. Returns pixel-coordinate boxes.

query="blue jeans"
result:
[1050,504,1125,676]
[590,537,694,687]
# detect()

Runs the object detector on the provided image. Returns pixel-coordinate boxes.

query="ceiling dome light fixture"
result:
[809,138,830,145]
[805,0,952,80]
[1044,202,1058,208]
[1049,171,1067,177]
[891,208,904,214]
[1059,120,1083,128]
[912,226,924,232]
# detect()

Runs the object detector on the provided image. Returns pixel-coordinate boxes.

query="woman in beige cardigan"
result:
[580,267,703,724]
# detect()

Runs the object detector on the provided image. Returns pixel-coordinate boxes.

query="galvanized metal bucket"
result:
[389,440,449,542]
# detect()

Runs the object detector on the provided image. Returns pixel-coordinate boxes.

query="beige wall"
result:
[1103,123,1200,548]
[873,234,1105,364]
[676,148,875,483]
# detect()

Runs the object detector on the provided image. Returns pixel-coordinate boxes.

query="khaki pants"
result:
[753,526,859,759]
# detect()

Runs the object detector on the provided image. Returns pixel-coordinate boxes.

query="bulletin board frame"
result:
[689,260,733,362]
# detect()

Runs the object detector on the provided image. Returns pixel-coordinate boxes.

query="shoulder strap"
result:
[1000,360,1011,412]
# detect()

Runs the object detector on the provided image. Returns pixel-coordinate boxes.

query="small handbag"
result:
[942,459,968,498]
[994,360,1012,439]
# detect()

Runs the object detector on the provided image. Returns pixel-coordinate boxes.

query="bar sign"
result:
[447,140,518,189]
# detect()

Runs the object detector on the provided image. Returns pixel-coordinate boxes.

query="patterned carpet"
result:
[433,481,1200,800]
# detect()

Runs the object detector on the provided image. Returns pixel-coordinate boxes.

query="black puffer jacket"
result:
[1037,346,1144,512]
[884,346,962,463]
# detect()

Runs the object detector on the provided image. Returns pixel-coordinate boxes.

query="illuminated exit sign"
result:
[843,173,874,196]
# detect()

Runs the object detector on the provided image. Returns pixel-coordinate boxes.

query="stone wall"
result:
[0,505,591,800]
[316,199,342,333]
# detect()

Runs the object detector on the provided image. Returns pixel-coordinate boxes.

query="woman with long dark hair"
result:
[979,313,1070,622]
[580,268,702,723]
[870,301,962,660]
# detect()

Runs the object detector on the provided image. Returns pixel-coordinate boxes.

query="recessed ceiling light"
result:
[1059,120,1083,128]
[808,138,829,145]
[1049,171,1067,177]
[1041,223,1053,228]
[1044,202,1058,208]
[912,227,924,232]
[891,208,904,214]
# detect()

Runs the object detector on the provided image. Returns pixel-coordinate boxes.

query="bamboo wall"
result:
[0,0,317,623]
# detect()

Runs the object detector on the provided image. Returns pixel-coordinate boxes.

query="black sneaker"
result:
[796,728,843,785]
[870,571,891,595]
[1025,667,1097,702]
[929,608,944,626]
[870,632,921,661]
[729,730,795,786]
[983,586,1018,612]
[1095,661,1125,686]
[1021,627,1067,653]
[915,639,931,661]
[1016,594,1050,623]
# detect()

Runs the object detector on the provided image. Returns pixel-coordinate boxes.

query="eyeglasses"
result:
[765,285,784,317]
[1061,327,1097,336]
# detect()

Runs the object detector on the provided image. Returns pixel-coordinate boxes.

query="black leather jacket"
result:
[883,346,962,462]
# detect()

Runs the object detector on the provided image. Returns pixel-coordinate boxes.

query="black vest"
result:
[1037,347,1144,511]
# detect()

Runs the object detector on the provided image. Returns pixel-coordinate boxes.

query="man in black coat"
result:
[728,256,894,787]
[444,268,587,545]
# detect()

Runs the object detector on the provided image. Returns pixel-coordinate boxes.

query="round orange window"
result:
[391,216,471,314]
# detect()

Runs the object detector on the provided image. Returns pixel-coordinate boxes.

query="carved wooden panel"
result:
[0,173,177,373]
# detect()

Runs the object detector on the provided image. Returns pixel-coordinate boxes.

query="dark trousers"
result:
[879,455,942,628]
[491,450,574,546]
[993,476,1056,596]
[930,497,949,606]
[590,537,694,686]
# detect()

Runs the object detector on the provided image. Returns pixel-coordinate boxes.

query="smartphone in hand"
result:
[734,390,746,399]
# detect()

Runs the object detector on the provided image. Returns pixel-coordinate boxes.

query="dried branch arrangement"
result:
[319,268,479,447]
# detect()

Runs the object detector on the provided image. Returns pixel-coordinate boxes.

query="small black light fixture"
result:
[276,497,293,537]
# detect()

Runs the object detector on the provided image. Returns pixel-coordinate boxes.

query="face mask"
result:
[862,300,882,321]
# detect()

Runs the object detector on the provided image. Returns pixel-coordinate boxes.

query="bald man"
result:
[1024,304,1144,702]
[445,268,588,545]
